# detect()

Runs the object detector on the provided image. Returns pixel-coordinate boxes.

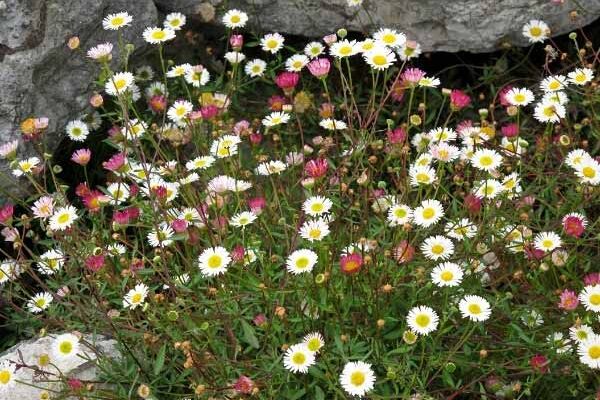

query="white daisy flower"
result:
[330,39,360,58]
[474,179,505,199]
[106,182,129,205]
[319,118,347,130]
[506,87,534,106]
[299,218,330,242]
[540,75,567,92]
[286,249,318,274]
[198,247,231,277]
[339,361,376,397]
[105,71,134,96]
[256,160,287,175]
[262,111,290,127]
[222,9,248,28]
[37,249,64,275]
[387,203,413,226]
[123,283,149,310]
[407,305,439,335]
[52,333,80,359]
[230,211,257,228]
[147,223,175,247]
[579,285,600,313]
[224,51,246,64]
[49,206,78,231]
[12,157,40,177]
[186,155,216,171]
[470,148,503,172]
[363,45,396,70]
[304,41,325,58]
[260,33,285,54]
[0,360,17,392]
[303,196,333,216]
[143,27,176,44]
[283,343,315,373]
[102,12,133,30]
[166,63,193,78]
[26,291,53,313]
[577,334,600,369]
[244,59,267,77]
[522,19,549,43]
[164,12,186,30]
[286,54,309,72]
[373,28,406,48]
[409,164,437,186]
[420,235,454,261]
[445,219,477,241]
[459,295,491,322]
[568,68,594,85]
[184,65,210,87]
[87,42,113,61]
[533,231,562,252]
[431,262,463,287]
[413,199,444,228]
[167,100,193,124]
[575,159,600,185]
[570,325,594,343]
[303,332,325,353]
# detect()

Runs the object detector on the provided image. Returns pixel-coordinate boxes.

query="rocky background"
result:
[0,0,599,197]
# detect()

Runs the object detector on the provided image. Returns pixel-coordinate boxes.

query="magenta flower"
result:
[304,158,328,178]
[584,272,600,286]
[201,105,219,119]
[450,89,471,110]
[401,67,426,85]
[71,148,91,166]
[0,204,14,225]
[501,123,519,138]
[247,197,266,214]
[85,254,105,272]
[149,95,167,113]
[340,253,363,275]
[562,213,587,238]
[274,72,300,92]
[171,218,188,233]
[558,289,579,310]
[102,152,127,172]
[307,58,331,78]
[498,85,513,107]
[233,375,255,394]
[386,127,407,144]
[253,313,267,326]
[231,245,245,262]
[229,34,244,50]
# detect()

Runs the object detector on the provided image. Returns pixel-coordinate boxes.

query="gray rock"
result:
[0,0,157,199]
[0,334,119,398]
[159,0,600,52]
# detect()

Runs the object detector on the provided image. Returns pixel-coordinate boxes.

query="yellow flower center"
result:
[590,293,600,306]
[231,15,241,23]
[114,79,127,90]
[170,18,180,27]
[292,352,306,365]
[57,213,70,224]
[266,39,278,49]
[372,54,387,66]
[0,370,10,385]
[468,304,482,314]
[575,73,586,83]
[514,93,526,103]
[307,338,321,352]
[548,81,560,90]
[350,371,366,386]
[207,255,222,269]
[35,298,46,308]
[416,173,430,183]
[542,239,553,249]
[339,46,352,56]
[440,271,453,281]
[431,244,444,255]
[132,293,143,303]
[529,26,542,37]
[479,155,493,166]
[543,106,555,117]
[582,166,596,178]
[59,341,73,355]
[394,208,407,218]
[422,208,435,219]
[309,229,321,239]
[382,33,395,44]
[295,257,309,269]
[588,345,600,359]
[415,314,430,328]
[311,203,324,213]
[111,16,124,26]
[152,30,166,40]
[576,330,588,340]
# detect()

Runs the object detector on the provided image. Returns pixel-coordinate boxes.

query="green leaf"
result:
[315,386,325,400]
[241,319,259,349]
[153,343,166,375]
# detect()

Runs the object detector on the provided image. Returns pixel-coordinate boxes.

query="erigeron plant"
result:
[0,4,599,399]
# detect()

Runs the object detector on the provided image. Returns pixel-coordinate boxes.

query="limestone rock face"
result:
[159,0,600,52]
[0,0,157,197]
[0,334,119,398]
